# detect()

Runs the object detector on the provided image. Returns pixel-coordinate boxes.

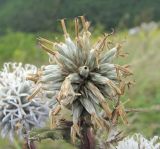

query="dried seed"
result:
[79,97,96,115]
[72,101,83,124]
[90,72,121,95]
[86,82,112,118]
[100,45,121,63]
[85,49,97,70]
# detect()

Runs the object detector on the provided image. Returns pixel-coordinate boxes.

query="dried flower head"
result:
[0,63,49,141]
[29,17,132,142]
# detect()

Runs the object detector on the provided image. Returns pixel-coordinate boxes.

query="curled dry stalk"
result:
[28,16,133,149]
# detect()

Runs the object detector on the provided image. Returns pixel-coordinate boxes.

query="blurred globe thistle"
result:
[116,133,160,149]
[0,63,49,141]
[97,132,160,149]
[29,17,132,142]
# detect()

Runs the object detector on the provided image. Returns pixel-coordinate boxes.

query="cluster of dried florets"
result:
[0,63,49,141]
[28,16,132,143]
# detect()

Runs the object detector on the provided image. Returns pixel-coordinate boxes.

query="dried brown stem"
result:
[39,43,56,56]
[75,18,79,38]
[27,85,41,101]
[80,127,95,149]
[80,16,87,31]
[60,19,68,37]
[125,106,160,113]
[23,137,36,149]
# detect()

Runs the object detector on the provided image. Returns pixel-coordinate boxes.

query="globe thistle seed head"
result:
[116,134,160,149]
[31,17,132,135]
[0,63,49,141]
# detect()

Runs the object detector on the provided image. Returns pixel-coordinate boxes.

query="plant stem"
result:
[23,138,36,149]
[80,125,95,149]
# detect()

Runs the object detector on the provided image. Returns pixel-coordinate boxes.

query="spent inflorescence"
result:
[28,16,132,143]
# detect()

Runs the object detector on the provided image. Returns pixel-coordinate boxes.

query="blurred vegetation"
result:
[0,0,160,148]
[115,29,160,137]
[0,0,160,34]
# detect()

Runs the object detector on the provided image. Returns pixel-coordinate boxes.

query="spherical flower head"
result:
[116,133,160,149]
[33,17,132,141]
[0,63,49,141]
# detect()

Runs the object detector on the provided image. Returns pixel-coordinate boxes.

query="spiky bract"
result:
[0,63,49,141]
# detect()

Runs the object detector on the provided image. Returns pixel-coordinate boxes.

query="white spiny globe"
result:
[116,133,160,149]
[0,63,49,141]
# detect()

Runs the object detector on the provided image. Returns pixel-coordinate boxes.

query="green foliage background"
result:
[0,0,160,148]
[0,0,160,33]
